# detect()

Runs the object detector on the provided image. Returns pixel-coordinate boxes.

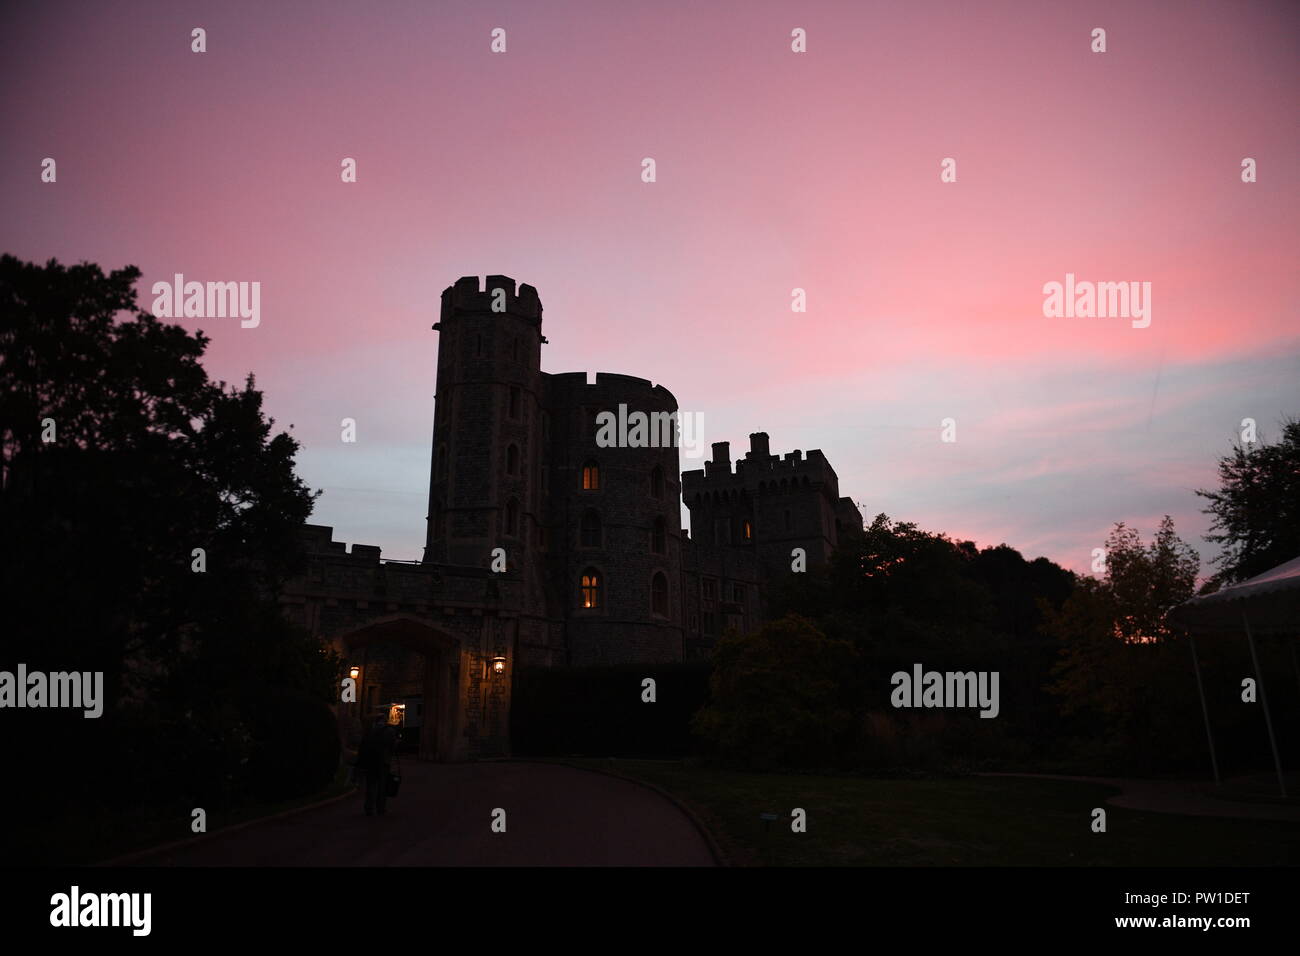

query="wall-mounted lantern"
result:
[490,656,507,677]
[349,665,361,680]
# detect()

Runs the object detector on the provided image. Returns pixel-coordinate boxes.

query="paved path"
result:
[981,772,1300,822]
[128,761,716,866]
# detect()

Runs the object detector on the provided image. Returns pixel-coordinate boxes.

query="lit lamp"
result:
[490,656,507,677]
[349,665,360,680]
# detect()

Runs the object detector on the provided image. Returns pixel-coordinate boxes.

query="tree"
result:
[692,615,857,769]
[1045,517,1201,771]
[766,513,1077,767]
[1196,418,1300,589]
[0,254,333,860]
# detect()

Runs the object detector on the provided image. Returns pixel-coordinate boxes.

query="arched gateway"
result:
[337,615,459,763]
[280,524,518,762]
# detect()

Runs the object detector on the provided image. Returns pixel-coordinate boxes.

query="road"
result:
[127,760,716,866]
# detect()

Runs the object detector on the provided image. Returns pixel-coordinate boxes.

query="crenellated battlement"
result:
[438,274,543,325]
[682,432,839,495]
[301,524,390,564]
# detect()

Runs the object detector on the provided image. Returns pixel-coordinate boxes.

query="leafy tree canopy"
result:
[1196,418,1300,589]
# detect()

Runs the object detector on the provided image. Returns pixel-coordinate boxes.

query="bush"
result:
[511,662,712,757]
[244,693,341,802]
[692,615,858,769]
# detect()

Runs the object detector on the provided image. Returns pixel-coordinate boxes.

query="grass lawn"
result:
[559,759,1300,866]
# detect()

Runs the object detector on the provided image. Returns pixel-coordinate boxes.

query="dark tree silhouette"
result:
[1195,418,1300,589]
[760,514,1075,770]
[0,254,335,862]
[1044,518,1201,771]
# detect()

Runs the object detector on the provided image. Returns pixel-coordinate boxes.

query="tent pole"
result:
[1291,637,1300,704]
[1243,612,1286,798]
[1189,634,1221,786]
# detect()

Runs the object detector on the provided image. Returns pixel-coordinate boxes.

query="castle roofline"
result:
[543,370,678,406]
[682,437,837,487]
[439,274,542,323]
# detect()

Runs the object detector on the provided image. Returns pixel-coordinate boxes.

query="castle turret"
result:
[541,372,683,664]
[424,276,544,570]
[682,435,861,581]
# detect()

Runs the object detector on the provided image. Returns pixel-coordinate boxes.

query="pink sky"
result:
[3,0,1296,573]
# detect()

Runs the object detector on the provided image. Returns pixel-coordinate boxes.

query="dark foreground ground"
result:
[122,760,715,866]
[558,760,1300,867]
[106,759,1300,868]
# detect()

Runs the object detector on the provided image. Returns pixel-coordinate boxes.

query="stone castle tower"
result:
[424,275,543,569]
[283,276,863,760]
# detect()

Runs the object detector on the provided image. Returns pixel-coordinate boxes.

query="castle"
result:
[282,276,862,761]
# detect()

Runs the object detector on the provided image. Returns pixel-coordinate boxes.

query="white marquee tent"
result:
[1167,555,1300,797]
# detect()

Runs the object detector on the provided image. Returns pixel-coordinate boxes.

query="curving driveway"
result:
[125,760,716,866]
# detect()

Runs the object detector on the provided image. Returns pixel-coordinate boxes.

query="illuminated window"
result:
[581,510,602,548]
[652,516,666,554]
[580,570,602,609]
[651,572,669,616]
[743,520,752,541]
[582,461,600,491]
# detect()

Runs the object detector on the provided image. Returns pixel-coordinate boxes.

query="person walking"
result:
[356,716,398,816]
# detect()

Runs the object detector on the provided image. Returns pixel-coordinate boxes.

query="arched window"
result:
[506,444,519,476]
[505,498,519,536]
[651,572,668,616]
[650,465,664,499]
[580,569,602,609]
[582,460,600,491]
[652,516,666,554]
[743,519,752,541]
[580,510,602,548]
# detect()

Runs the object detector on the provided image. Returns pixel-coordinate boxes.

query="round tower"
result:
[424,275,544,571]
[543,372,684,664]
